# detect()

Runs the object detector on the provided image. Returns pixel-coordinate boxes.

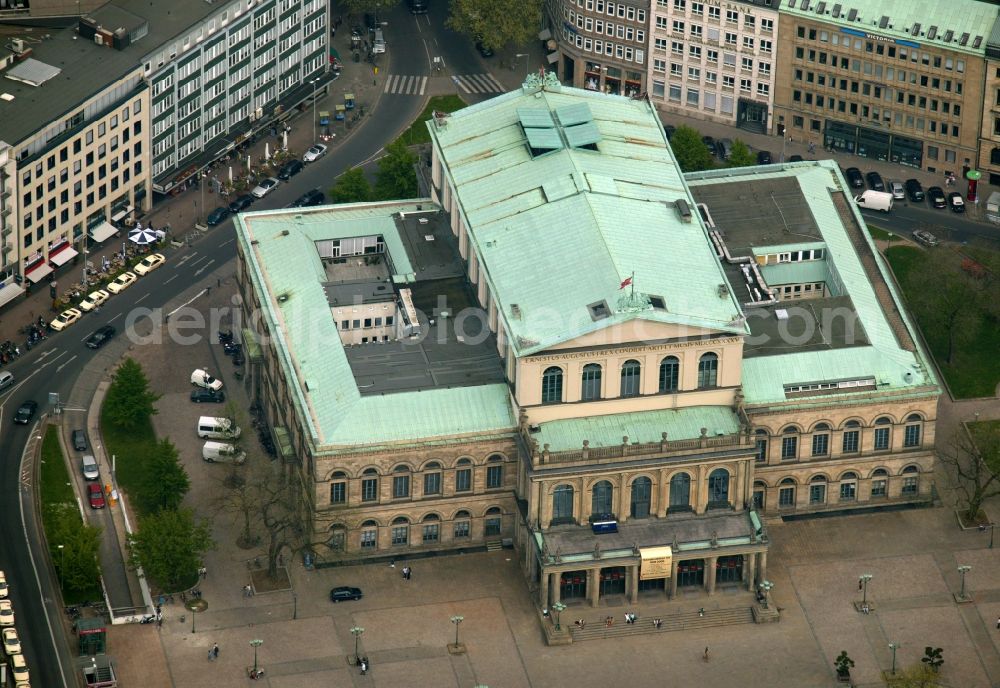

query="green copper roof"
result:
[428,84,746,358]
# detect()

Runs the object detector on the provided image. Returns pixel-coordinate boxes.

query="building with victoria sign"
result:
[234,74,937,613]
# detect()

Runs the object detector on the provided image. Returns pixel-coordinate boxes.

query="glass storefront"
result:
[823,120,923,168]
[677,560,704,587]
[560,571,588,599]
[715,556,744,584]
[584,61,602,91]
[599,566,626,595]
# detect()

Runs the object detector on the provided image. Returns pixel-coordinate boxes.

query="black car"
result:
[292,188,326,207]
[13,400,38,424]
[277,159,304,181]
[229,194,255,213]
[85,325,116,350]
[408,0,428,13]
[865,171,885,191]
[190,388,226,403]
[702,136,716,156]
[844,167,865,189]
[904,179,924,202]
[475,35,494,58]
[72,429,88,451]
[757,150,773,164]
[948,191,966,213]
[330,586,363,602]
[927,186,947,209]
[788,154,804,162]
[207,206,231,226]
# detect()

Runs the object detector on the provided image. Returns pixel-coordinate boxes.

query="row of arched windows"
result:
[327,456,506,506]
[326,507,506,550]
[754,414,926,462]
[541,353,719,404]
[754,465,921,509]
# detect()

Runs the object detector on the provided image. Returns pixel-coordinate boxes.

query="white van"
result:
[202,441,246,464]
[854,190,893,212]
[196,416,242,440]
[372,28,386,54]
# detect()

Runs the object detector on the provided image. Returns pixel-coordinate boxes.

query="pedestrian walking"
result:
[703,647,710,662]
[213,643,220,660]
[199,566,207,579]
[858,579,863,591]
[698,607,705,617]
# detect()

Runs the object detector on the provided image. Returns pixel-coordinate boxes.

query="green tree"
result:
[727,140,757,168]
[668,125,714,172]
[329,167,372,204]
[140,438,191,513]
[940,422,1000,524]
[921,647,943,673]
[374,140,418,200]
[129,508,214,592]
[47,504,102,596]
[103,358,161,430]
[446,0,543,53]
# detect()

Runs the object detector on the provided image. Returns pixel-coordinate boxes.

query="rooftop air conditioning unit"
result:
[11,38,24,54]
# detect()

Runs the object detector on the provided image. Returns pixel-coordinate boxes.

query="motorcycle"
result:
[138,614,156,624]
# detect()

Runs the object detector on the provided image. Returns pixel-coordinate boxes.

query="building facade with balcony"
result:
[772,0,996,172]
[236,76,938,613]
[649,0,779,133]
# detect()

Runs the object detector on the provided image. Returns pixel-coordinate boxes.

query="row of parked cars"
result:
[189,370,246,464]
[844,168,965,212]
[0,572,31,685]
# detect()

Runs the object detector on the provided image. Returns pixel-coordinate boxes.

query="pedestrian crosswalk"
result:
[383,73,506,96]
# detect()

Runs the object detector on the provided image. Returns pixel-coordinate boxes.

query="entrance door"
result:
[677,560,704,587]
[715,555,744,584]
[630,477,651,519]
[559,571,587,600]
[600,567,626,596]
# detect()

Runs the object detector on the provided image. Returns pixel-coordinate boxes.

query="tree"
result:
[329,167,372,204]
[46,504,102,596]
[668,125,715,172]
[446,0,543,53]
[921,647,943,673]
[374,140,418,200]
[103,358,161,430]
[835,650,855,678]
[727,140,757,168]
[139,438,191,514]
[128,508,214,592]
[938,422,1000,524]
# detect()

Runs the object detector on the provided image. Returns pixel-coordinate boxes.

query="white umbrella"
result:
[128,227,159,245]
[265,142,270,159]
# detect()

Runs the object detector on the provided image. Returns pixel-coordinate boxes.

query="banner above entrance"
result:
[639,546,672,580]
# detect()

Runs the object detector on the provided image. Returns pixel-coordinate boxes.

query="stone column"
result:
[580,480,592,525]
[531,480,542,526]
[587,569,600,608]
[657,470,669,517]
[696,464,708,513]
[705,556,717,595]
[628,564,639,603]
[619,473,631,523]
[745,552,756,590]
[550,572,561,605]
[669,559,679,598]
[757,552,768,581]
[539,569,550,608]
[540,483,552,527]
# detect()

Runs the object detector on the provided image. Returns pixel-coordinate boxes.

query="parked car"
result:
[2,628,21,654]
[788,154,804,162]
[948,191,965,213]
[207,206,231,226]
[81,454,99,480]
[889,180,905,200]
[13,400,37,425]
[904,179,924,201]
[303,144,328,163]
[85,324,116,349]
[251,177,280,199]
[106,271,137,294]
[229,194,255,213]
[134,253,165,276]
[715,138,733,160]
[865,171,885,191]
[0,571,7,598]
[291,189,326,207]
[49,307,83,332]
[911,229,940,247]
[756,150,773,165]
[0,372,11,392]
[278,159,304,180]
[927,186,947,208]
[408,0,428,13]
[329,586,363,602]
[0,600,13,627]
[72,429,88,451]
[87,482,106,509]
[844,167,865,189]
[702,135,716,156]
[202,441,246,464]
[475,35,494,57]
[190,388,226,403]
[79,289,110,312]
[191,369,224,391]
[9,653,28,683]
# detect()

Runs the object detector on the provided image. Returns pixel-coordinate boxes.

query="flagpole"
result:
[630,271,635,300]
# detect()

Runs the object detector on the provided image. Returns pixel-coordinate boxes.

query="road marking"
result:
[135,293,149,303]
[384,74,429,95]
[193,259,216,277]
[166,289,210,318]
[108,313,122,323]
[190,256,209,268]
[221,238,235,246]
[175,254,195,267]
[164,275,177,285]
[56,354,78,373]
[453,73,505,94]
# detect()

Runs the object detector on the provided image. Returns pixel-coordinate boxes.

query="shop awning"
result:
[639,545,672,580]
[25,262,54,283]
[111,205,134,223]
[0,282,24,309]
[89,222,117,243]
[49,243,78,267]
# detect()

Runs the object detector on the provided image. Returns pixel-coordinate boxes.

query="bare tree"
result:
[938,422,1000,524]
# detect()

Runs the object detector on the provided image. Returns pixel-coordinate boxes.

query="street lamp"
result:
[958,565,972,599]
[450,615,464,647]
[310,78,320,143]
[199,171,206,224]
[552,601,566,631]
[292,592,297,620]
[350,626,365,665]
[888,642,900,675]
[859,574,873,606]
[57,544,65,593]
[250,638,263,674]
[758,579,774,609]
[515,53,530,76]
[979,523,995,549]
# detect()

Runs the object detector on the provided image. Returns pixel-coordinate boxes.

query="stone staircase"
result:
[829,189,915,352]
[485,540,503,552]
[568,606,755,642]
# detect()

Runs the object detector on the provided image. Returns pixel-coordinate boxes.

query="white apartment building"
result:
[649,0,778,133]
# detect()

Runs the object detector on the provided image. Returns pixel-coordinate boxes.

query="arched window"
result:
[778,478,796,508]
[669,473,691,511]
[423,461,442,496]
[327,523,347,551]
[904,414,923,448]
[992,147,1000,165]
[811,423,831,457]
[752,481,766,510]
[842,419,861,453]
[901,465,919,496]
[871,468,889,498]
[330,470,348,505]
[421,513,440,543]
[781,426,799,460]
[361,468,379,502]
[392,465,411,499]
[484,506,503,535]
[552,485,575,524]
[809,474,827,504]
[486,454,504,489]
[874,416,893,451]
[541,366,563,404]
[360,520,378,549]
[591,480,614,516]
[581,363,603,401]
[630,477,652,519]
[454,510,471,539]
[455,457,473,493]
[391,516,410,545]
[620,360,641,397]
[708,468,730,507]
[754,429,769,463]
[659,356,680,393]
[697,352,719,388]
[839,472,858,502]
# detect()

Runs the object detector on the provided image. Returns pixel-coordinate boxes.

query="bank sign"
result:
[840,27,920,49]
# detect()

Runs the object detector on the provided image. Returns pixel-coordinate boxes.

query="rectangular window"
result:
[811,433,829,456]
[755,438,767,462]
[360,529,377,549]
[839,482,856,501]
[454,521,470,538]
[361,477,378,502]
[391,525,409,545]
[393,475,410,498]
[842,430,859,453]
[423,472,441,496]
[422,524,439,543]
[485,517,502,536]
[904,424,921,447]
[455,468,472,492]
[870,479,887,498]
[902,477,918,495]
[809,484,825,504]
[781,436,797,460]
[486,464,503,489]
[779,487,795,507]
[330,482,346,504]
[874,427,890,450]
